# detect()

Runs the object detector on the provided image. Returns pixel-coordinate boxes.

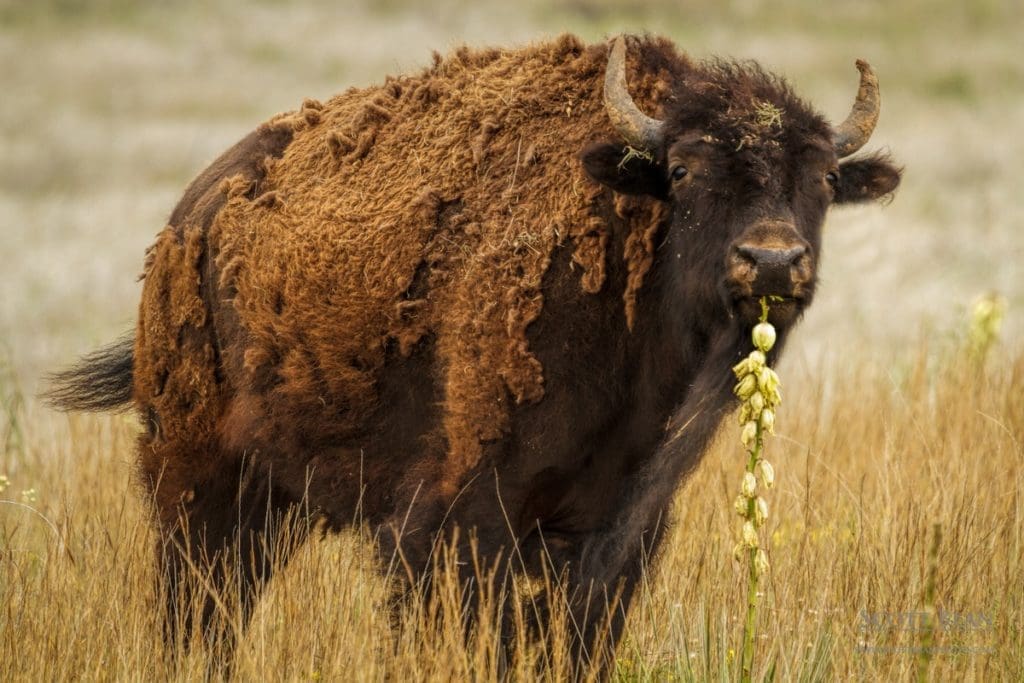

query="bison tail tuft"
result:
[43,334,135,412]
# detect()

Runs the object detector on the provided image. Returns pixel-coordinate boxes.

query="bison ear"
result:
[834,153,902,204]
[580,143,669,200]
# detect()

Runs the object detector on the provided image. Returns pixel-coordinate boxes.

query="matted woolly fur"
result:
[140,34,683,481]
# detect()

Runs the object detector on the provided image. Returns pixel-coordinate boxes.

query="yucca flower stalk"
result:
[967,291,1005,362]
[732,297,782,682]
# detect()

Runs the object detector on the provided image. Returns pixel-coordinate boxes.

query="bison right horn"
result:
[604,36,664,152]
[832,60,881,157]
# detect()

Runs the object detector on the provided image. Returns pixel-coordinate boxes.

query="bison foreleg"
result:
[564,330,743,674]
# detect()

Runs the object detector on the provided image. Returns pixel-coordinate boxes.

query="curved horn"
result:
[833,60,881,157]
[603,36,664,151]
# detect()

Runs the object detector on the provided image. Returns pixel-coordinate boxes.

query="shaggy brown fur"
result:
[48,33,902,675]
[185,35,678,492]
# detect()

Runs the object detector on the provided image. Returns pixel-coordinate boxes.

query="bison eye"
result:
[825,170,840,187]
[670,165,688,181]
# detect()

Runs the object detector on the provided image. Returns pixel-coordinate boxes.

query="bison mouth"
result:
[730,293,806,327]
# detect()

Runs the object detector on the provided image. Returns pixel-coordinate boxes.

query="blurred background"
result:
[1,0,1021,391]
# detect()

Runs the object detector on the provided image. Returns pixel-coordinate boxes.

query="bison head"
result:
[582,37,901,330]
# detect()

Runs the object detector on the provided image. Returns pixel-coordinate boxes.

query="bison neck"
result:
[497,226,741,538]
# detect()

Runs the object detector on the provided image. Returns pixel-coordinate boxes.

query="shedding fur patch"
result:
[186,34,680,477]
[621,198,672,329]
[135,227,220,442]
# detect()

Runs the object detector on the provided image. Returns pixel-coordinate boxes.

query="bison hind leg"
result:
[150,448,310,669]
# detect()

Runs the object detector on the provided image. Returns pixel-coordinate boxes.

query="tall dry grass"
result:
[1,334,1020,681]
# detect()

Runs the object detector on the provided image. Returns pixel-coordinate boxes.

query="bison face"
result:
[581,37,901,329]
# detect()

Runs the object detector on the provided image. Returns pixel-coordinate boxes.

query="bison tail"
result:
[44,334,135,412]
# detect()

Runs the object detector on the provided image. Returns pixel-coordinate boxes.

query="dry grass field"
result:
[1,0,1022,680]
[4,337,1023,681]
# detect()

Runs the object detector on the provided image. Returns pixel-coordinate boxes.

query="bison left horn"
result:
[604,36,664,152]
[833,60,881,157]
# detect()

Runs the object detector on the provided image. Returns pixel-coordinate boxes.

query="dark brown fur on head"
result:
[582,51,901,331]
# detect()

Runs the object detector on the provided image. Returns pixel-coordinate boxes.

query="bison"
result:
[49,33,900,672]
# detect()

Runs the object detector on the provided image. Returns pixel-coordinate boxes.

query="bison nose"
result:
[735,244,807,268]
[732,242,810,295]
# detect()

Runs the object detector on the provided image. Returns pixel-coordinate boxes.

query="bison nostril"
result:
[782,245,807,265]
[735,244,759,266]
[735,245,807,267]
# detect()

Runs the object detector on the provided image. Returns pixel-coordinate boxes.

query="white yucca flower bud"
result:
[759,408,775,433]
[734,495,749,517]
[733,543,745,563]
[752,322,776,352]
[740,420,758,447]
[741,471,757,498]
[732,358,751,378]
[742,520,759,548]
[748,391,765,418]
[757,459,775,489]
[748,350,766,368]
[738,402,752,426]
[754,548,770,576]
[755,497,769,525]
[735,374,757,400]
[757,366,780,394]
